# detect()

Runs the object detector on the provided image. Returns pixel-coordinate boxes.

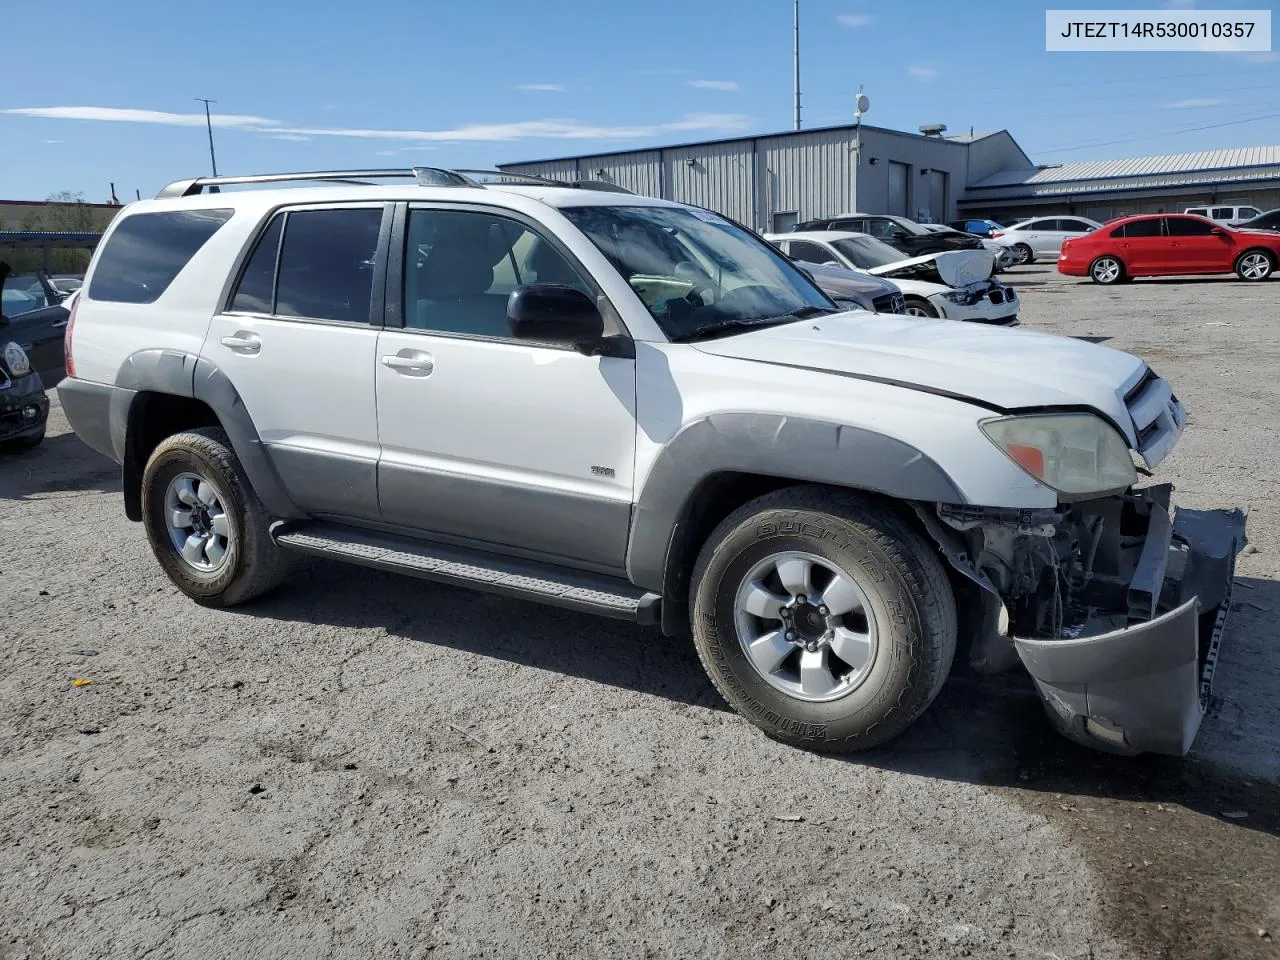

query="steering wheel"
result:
[673,261,717,306]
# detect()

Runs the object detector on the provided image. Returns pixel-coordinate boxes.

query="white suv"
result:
[57,167,1245,757]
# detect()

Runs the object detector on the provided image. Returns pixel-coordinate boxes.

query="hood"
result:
[868,249,995,287]
[798,261,900,298]
[692,312,1147,445]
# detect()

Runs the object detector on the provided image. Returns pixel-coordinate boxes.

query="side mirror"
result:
[507,284,604,349]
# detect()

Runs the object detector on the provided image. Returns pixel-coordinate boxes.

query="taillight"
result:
[991,230,1004,238]
[64,296,78,378]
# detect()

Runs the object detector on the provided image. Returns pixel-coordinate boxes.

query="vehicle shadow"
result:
[0,431,120,501]
[257,557,1280,838]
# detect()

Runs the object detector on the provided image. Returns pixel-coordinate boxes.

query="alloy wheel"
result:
[164,472,233,572]
[733,551,879,703]
[1092,258,1121,283]
[1239,252,1272,280]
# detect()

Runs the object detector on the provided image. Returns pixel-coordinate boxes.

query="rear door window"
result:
[1118,219,1163,238]
[88,209,233,304]
[1212,207,1234,220]
[274,208,384,324]
[1186,208,1208,217]
[228,214,285,314]
[788,240,837,265]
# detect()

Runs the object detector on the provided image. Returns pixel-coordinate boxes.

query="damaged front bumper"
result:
[1013,490,1246,756]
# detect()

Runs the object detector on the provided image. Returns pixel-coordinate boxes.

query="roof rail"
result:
[154,166,475,199]
[153,166,639,199]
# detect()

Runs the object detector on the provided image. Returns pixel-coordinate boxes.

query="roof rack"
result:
[155,166,641,199]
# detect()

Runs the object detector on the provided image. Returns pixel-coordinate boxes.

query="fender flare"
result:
[114,350,303,521]
[624,413,967,629]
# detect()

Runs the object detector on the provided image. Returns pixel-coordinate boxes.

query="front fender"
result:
[625,413,967,595]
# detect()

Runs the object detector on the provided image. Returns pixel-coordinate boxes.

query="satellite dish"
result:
[855,94,871,117]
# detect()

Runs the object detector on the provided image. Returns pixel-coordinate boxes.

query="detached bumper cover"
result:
[1013,504,1246,756]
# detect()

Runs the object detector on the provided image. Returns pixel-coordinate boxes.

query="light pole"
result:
[851,88,870,213]
[195,98,219,176]
[792,0,801,131]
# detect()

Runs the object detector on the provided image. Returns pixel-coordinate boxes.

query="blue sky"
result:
[4,0,1278,202]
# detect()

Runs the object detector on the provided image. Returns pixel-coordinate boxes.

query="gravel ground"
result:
[2,268,1278,960]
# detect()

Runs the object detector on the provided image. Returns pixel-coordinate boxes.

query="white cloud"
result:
[268,133,313,141]
[1,105,276,128]
[2,103,751,144]
[263,113,752,142]
[514,83,565,92]
[907,65,938,82]
[686,80,739,91]
[41,138,63,143]
[1163,97,1227,109]
[836,13,872,27]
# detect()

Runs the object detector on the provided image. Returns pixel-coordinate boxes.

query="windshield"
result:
[830,236,906,269]
[561,204,834,340]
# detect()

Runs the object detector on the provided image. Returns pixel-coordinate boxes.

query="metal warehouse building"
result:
[499,124,1034,232]
[500,127,1280,229]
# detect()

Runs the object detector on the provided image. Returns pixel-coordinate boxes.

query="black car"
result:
[0,267,69,386]
[792,214,985,257]
[1235,209,1280,232]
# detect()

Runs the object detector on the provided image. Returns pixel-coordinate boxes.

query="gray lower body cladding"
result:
[919,485,1247,756]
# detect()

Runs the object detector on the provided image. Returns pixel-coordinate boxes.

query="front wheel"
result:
[1013,243,1034,265]
[1090,256,1124,284]
[903,298,939,318]
[1235,249,1274,281]
[141,426,292,607]
[689,487,957,752]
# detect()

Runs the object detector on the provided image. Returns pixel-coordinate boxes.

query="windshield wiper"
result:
[671,306,837,342]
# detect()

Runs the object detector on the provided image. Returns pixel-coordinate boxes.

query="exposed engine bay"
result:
[915,485,1247,755]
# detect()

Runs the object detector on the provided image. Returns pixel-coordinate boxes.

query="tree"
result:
[11,191,109,273]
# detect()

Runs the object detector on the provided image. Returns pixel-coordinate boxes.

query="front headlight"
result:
[942,289,983,305]
[980,413,1137,496]
[2,342,31,377]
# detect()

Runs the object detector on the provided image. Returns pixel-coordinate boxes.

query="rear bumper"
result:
[1057,257,1089,276]
[0,372,49,440]
[1013,500,1246,756]
[56,376,126,462]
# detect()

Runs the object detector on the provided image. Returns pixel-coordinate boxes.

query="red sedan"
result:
[1057,213,1280,284]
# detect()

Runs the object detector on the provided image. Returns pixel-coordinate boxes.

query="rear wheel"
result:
[903,298,938,318]
[689,487,957,752]
[1235,249,1274,281]
[141,427,292,606]
[1013,243,1034,265]
[1090,256,1124,285]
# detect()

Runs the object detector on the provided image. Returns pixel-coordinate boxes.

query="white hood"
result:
[867,249,995,287]
[693,312,1147,446]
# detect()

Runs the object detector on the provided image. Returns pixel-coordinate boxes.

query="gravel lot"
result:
[2,267,1278,960]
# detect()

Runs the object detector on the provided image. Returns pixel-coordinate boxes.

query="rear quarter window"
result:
[88,208,233,304]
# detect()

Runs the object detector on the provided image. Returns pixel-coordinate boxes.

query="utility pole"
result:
[792,0,801,130]
[195,98,219,176]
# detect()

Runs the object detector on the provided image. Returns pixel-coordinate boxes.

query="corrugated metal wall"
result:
[504,159,580,182]
[663,141,755,225]
[755,130,853,231]
[574,151,662,196]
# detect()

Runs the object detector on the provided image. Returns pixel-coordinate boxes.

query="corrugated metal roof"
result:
[970,146,1280,188]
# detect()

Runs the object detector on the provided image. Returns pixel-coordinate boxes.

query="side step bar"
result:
[271,522,661,625]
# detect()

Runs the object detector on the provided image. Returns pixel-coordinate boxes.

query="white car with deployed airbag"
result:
[767,231,1019,325]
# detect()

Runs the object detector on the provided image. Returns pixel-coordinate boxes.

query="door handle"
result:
[51,318,68,328]
[220,332,262,354]
[381,353,434,376]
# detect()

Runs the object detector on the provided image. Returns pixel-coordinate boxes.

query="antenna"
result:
[792,0,801,130]
[851,86,870,213]
[195,98,219,177]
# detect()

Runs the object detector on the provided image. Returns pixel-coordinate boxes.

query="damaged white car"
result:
[767,231,1019,325]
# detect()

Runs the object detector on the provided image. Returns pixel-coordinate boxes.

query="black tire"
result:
[903,297,939,318]
[1234,248,1274,281]
[689,486,957,752]
[1013,243,1034,265]
[141,426,292,607]
[1089,255,1125,285]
